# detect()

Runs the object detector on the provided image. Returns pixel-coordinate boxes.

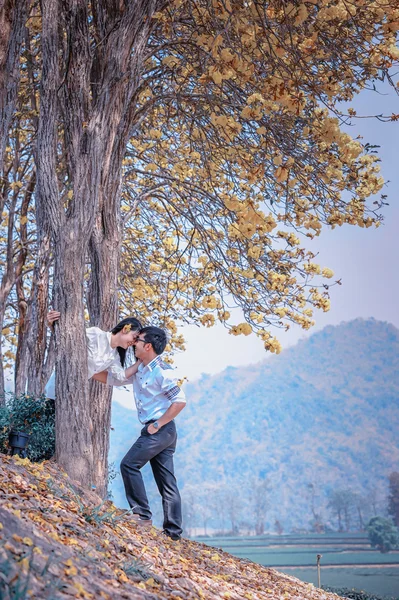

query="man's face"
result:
[133,335,149,359]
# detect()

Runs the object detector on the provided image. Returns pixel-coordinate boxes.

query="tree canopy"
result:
[0,0,397,488]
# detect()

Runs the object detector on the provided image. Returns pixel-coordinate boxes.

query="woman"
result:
[45,310,142,399]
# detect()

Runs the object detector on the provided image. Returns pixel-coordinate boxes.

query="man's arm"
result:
[147,402,185,435]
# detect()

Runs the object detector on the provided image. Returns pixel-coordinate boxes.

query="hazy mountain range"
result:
[109,318,399,533]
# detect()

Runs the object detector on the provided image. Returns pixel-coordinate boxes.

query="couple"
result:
[46,312,186,541]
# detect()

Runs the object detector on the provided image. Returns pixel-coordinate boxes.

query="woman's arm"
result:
[92,371,107,384]
[123,359,142,379]
[47,310,60,326]
[92,360,142,386]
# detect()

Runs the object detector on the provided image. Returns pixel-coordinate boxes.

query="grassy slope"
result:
[0,455,345,600]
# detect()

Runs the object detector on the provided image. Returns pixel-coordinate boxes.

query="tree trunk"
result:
[34,0,160,489]
[86,174,121,497]
[26,233,52,396]
[0,190,19,400]
[0,302,7,399]
[357,506,364,531]
[255,521,264,536]
[0,0,30,178]
[344,506,350,532]
[87,226,119,497]
[53,237,94,484]
[14,171,35,395]
[88,381,113,497]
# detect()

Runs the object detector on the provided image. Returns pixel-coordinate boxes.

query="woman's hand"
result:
[47,310,60,326]
[124,358,143,379]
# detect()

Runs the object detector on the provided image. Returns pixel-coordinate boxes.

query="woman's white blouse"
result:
[86,327,120,378]
[45,327,125,399]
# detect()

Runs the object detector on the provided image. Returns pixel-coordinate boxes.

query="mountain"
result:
[109,318,399,533]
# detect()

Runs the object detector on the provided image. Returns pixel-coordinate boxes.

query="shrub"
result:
[367,516,399,553]
[0,393,55,461]
[323,587,398,600]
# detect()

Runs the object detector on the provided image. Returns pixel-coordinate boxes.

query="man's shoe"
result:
[162,530,181,541]
[135,518,152,528]
[125,513,152,528]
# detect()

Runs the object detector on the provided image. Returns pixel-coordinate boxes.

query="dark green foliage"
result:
[388,472,399,527]
[323,587,399,600]
[0,393,55,462]
[0,404,10,451]
[367,517,399,553]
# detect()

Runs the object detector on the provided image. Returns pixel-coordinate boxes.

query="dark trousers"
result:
[120,420,182,537]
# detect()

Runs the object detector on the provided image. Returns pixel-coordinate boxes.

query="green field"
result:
[195,533,399,598]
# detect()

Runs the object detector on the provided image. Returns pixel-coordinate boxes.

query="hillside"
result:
[0,455,342,600]
[110,318,399,532]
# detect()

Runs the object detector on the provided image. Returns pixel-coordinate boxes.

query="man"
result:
[95,326,186,540]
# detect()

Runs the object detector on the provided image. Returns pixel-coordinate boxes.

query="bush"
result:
[367,516,399,553]
[323,587,398,600]
[0,393,55,461]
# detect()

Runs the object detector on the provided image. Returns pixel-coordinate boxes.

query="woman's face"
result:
[120,328,140,349]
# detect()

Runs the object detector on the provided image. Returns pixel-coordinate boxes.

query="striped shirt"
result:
[107,355,186,424]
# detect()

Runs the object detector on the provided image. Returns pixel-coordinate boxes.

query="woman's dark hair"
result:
[140,326,167,355]
[111,317,142,367]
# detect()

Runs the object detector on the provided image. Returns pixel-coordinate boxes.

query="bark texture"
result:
[0,0,30,179]
[34,0,161,489]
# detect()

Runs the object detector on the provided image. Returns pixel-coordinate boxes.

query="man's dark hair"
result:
[140,326,167,355]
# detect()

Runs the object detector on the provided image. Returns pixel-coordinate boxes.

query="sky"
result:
[114,82,398,408]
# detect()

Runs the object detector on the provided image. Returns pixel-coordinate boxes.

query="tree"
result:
[0,0,30,182]
[251,478,270,535]
[353,492,367,531]
[388,472,399,527]
[367,517,399,554]
[274,519,284,536]
[327,489,356,532]
[224,485,243,534]
[1,0,398,492]
[307,482,324,533]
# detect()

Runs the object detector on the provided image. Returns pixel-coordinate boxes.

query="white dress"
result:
[45,327,127,399]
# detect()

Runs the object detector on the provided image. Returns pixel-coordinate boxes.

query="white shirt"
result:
[45,327,123,399]
[107,355,186,423]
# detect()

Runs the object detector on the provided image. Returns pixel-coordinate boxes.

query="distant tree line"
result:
[182,478,270,537]
[180,472,399,550]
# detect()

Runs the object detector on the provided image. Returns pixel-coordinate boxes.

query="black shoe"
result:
[125,513,153,528]
[162,530,181,541]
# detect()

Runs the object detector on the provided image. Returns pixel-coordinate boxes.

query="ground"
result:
[0,455,345,600]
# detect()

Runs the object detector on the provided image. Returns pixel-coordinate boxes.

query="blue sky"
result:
[166,82,399,384]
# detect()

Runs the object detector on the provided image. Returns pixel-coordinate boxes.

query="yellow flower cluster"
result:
[322,267,334,279]
[202,296,218,310]
[200,314,215,327]
[257,330,282,354]
[303,262,321,275]
[229,323,253,336]
[311,292,331,312]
